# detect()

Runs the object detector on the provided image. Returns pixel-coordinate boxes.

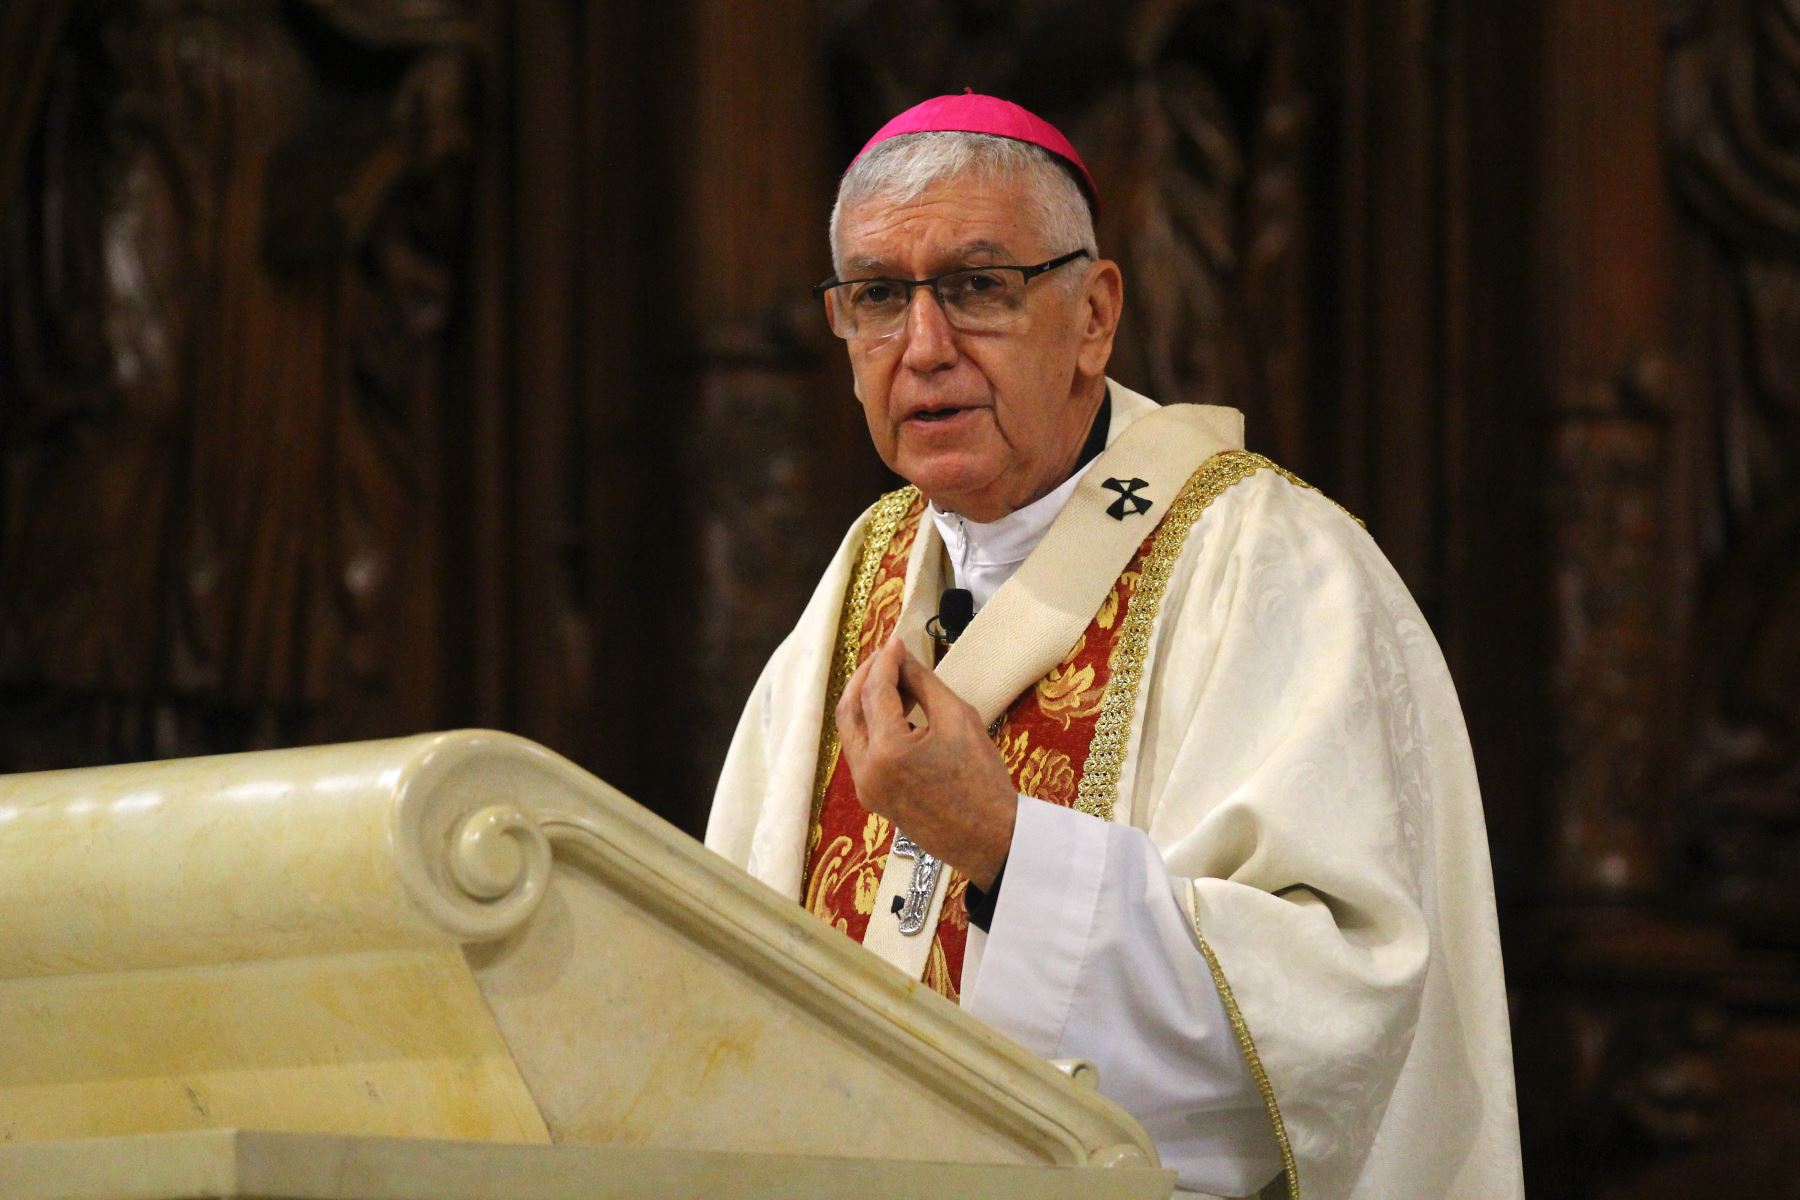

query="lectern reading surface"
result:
[0,731,1174,1199]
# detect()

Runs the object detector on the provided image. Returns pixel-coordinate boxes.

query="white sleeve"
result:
[963,795,1283,1198]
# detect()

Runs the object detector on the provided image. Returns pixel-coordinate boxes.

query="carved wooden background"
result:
[2,0,1796,1193]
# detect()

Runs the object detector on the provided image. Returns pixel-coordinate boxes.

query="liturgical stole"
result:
[800,400,1251,998]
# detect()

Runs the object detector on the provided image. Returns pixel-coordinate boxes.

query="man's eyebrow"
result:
[842,240,1019,278]
[950,239,1014,260]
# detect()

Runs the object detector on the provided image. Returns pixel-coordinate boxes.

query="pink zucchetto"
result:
[851,91,1100,217]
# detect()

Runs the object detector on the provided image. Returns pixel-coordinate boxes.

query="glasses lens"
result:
[831,279,910,339]
[938,268,1028,331]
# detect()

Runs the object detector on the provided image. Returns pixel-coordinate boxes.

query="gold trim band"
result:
[808,487,921,829]
[1076,451,1348,822]
[1189,880,1300,1199]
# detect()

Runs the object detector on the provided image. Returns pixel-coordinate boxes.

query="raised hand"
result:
[836,635,1018,891]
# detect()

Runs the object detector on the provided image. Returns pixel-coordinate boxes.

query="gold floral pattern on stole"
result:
[1034,643,1104,730]
[803,810,890,934]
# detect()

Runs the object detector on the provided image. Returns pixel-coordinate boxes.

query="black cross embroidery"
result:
[1102,477,1152,520]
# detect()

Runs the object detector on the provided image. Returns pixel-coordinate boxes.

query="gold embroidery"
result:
[1076,451,1353,821]
[808,487,922,829]
[996,724,1031,775]
[861,575,906,655]
[1187,881,1300,1199]
[1262,458,1364,529]
[852,862,882,916]
[861,809,890,856]
[802,834,855,933]
[1095,569,1137,630]
[850,811,890,916]
[805,817,890,927]
[1035,643,1103,729]
[941,871,969,931]
[922,935,959,1003]
[1018,745,1078,807]
[1096,587,1118,630]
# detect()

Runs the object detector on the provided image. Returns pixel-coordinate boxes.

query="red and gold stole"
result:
[800,486,1163,1002]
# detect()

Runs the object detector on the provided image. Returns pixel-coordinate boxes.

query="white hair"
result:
[829,131,1097,287]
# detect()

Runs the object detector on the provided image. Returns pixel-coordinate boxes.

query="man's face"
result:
[832,172,1115,521]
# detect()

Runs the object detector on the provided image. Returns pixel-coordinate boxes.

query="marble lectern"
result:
[0,731,1173,1199]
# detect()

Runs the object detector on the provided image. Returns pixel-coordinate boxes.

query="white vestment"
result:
[708,383,1524,1199]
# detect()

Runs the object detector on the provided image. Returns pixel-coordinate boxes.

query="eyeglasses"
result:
[813,249,1091,342]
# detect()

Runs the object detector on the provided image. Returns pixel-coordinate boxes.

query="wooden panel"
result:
[0,1,480,766]
[0,0,68,204]
[1511,0,1800,1194]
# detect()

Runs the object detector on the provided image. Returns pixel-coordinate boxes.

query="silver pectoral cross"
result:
[889,831,942,936]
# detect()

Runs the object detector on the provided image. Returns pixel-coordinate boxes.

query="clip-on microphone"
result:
[926,587,975,647]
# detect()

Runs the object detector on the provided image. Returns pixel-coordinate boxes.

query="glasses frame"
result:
[812,248,1092,341]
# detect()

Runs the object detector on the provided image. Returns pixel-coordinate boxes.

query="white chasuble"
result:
[707,382,1524,1199]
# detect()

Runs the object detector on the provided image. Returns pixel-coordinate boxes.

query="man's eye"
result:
[943,271,1008,302]
[853,282,901,307]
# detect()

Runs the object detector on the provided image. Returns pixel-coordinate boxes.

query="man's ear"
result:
[1075,259,1124,380]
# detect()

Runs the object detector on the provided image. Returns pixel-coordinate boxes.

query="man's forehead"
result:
[844,238,1019,275]
[837,173,1042,266]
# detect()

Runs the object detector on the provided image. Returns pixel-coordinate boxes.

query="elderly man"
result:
[707,94,1521,1199]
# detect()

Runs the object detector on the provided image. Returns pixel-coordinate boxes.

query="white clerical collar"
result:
[931,464,1087,595]
[929,394,1130,610]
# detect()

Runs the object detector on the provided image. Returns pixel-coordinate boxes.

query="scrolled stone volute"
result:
[387,735,570,943]
[0,730,575,979]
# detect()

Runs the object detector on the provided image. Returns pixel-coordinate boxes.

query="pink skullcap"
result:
[852,91,1100,217]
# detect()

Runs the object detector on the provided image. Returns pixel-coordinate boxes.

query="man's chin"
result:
[898,459,1010,516]
[898,452,971,483]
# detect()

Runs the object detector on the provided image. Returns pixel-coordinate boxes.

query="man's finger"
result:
[892,643,930,710]
[859,636,911,737]
[837,656,872,754]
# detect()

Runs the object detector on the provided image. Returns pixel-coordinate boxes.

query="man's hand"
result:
[836,635,1017,891]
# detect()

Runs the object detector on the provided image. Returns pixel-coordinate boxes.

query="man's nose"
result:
[899,285,958,371]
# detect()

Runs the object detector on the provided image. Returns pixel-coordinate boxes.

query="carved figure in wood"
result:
[0,0,476,761]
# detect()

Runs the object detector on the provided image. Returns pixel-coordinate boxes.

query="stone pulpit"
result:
[0,732,1172,1199]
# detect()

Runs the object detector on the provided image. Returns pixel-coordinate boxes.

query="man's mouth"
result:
[908,404,976,424]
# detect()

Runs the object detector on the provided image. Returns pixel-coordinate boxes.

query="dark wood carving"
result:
[1517,2,1800,1195]
[1668,0,1800,941]
[0,0,477,765]
[682,316,840,809]
[0,0,70,205]
[1544,399,1679,896]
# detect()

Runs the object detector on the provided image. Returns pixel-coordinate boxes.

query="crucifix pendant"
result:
[889,831,942,936]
